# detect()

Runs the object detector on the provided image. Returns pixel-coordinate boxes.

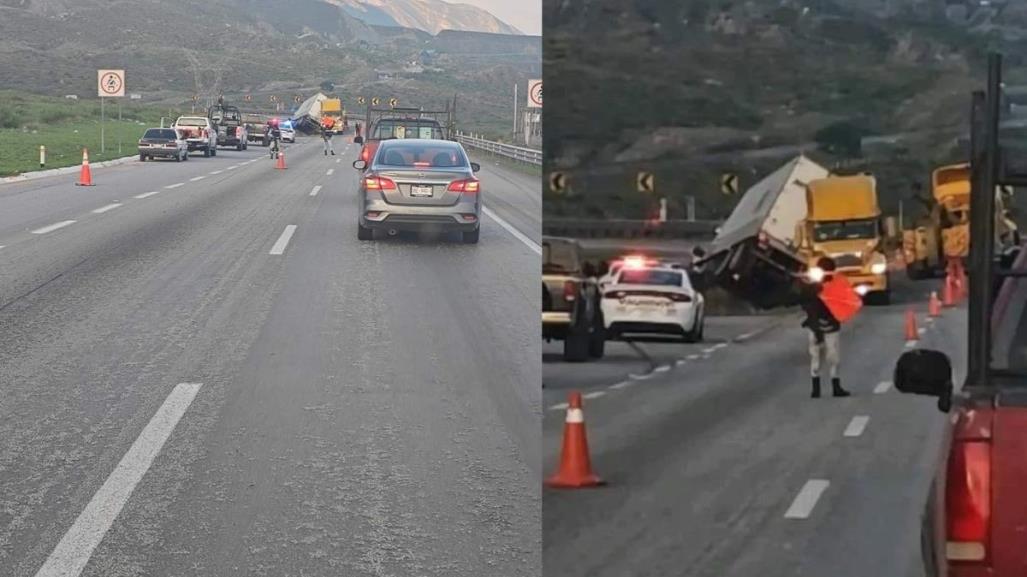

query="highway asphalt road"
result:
[543,283,964,577]
[0,137,540,576]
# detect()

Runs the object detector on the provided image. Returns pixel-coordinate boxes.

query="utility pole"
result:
[513,83,518,141]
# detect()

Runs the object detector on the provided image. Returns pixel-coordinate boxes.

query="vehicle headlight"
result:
[870,260,887,275]
[807,267,825,282]
[856,285,870,296]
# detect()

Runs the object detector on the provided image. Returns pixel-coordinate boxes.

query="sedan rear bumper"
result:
[361,204,480,233]
[138,146,182,158]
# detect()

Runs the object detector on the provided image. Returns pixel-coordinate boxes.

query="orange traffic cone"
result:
[929,291,942,317]
[546,391,604,489]
[76,148,94,186]
[943,275,955,308]
[905,309,919,342]
[275,149,287,170]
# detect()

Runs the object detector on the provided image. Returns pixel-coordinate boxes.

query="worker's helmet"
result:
[269,117,280,127]
[817,256,837,272]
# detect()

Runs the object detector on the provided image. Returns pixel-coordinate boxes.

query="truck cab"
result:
[799,175,890,304]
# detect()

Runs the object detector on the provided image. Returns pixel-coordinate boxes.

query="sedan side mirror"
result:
[352,159,367,170]
[471,162,481,173]
[894,349,954,412]
[353,136,364,145]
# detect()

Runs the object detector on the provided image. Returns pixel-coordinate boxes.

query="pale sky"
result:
[451,0,541,36]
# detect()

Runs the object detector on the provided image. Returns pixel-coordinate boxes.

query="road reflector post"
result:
[546,391,604,489]
[40,145,46,168]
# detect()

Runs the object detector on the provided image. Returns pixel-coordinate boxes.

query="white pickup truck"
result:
[171,116,218,157]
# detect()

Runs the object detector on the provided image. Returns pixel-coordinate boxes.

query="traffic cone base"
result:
[929,292,941,317]
[905,309,919,342]
[76,148,94,186]
[546,393,604,489]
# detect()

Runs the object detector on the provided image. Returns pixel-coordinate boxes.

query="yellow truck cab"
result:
[799,174,891,304]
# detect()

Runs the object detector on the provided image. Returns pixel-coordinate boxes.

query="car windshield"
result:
[176,118,207,127]
[376,143,468,168]
[372,120,443,140]
[143,129,177,139]
[813,219,878,242]
[617,269,684,287]
[543,241,580,274]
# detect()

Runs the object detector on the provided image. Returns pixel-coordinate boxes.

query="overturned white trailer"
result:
[702,155,829,309]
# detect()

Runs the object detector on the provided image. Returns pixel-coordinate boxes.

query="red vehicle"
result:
[354,101,456,171]
[894,54,1027,577]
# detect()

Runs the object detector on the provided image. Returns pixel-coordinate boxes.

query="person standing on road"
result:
[321,117,336,156]
[267,118,282,159]
[799,256,852,399]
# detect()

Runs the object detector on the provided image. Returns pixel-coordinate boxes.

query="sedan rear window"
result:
[377,144,468,168]
[143,129,178,139]
[618,269,684,287]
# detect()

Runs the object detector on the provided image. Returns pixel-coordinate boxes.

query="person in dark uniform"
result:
[799,256,851,398]
[267,118,282,159]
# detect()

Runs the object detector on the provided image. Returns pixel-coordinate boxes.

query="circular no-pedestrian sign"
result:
[528,80,542,108]
[99,70,124,97]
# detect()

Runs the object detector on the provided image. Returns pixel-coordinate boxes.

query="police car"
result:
[601,262,705,342]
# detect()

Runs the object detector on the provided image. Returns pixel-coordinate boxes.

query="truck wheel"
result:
[203,147,211,158]
[563,325,590,362]
[588,310,606,359]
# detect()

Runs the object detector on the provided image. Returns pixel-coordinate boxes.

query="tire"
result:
[184,151,189,161]
[462,228,480,244]
[563,325,590,362]
[203,147,210,158]
[684,311,704,343]
[237,143,243,152]
[139,154,146,162]
[263,138,268,147]
[588,309,606,359]
[357,222,374,241]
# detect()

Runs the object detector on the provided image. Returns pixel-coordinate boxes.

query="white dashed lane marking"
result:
[91,203,122,214]
[310,185,322,197]
[269,225,297,255]
[549,402,569,412]
[784,480,830,519]
[843,416,870,438]
[874,381,892,394]
[33,383,202,577]
[31,220,76,235]
[583,391,606,400]
[326,169,334,176]
[189,176,205,182]
[134,191,160,199]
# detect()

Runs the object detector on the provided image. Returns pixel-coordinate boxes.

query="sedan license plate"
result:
[411,185,434,198]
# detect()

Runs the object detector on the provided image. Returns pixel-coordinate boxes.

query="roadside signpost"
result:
[97,69,125,154]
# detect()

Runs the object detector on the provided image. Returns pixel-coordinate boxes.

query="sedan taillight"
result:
[669,293,693,302]
[364,176,397,191]
[448,178,480,194]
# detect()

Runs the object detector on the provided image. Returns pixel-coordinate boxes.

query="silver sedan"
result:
[353,139,482,244]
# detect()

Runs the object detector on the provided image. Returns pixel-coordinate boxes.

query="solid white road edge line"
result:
[874,381,892,394]
[482,206,541,255]
[609,381,633,390]
[31,220,76,235]
[269,225,297,255]
[784,479,830,519]
[134,191,160,199]
[33,383,202,577]
[843,415,870,438]
[92,203,122,214]
[310,185,322,197]
[583,391,606,400]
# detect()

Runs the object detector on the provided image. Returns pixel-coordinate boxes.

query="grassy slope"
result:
[0,92,184,176]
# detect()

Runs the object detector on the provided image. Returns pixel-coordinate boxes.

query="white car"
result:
[601,265,705,342]
[280,122,296,143]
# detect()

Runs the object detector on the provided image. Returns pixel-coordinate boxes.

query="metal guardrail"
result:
[544,218,721,239]
[456,132,542,166]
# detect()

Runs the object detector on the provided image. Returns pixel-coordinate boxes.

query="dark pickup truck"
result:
[208,102,248,151]
[542,236,605,362]
[355,104,455,169]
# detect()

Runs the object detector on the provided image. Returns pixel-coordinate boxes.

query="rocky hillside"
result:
[0,0,539,136]
[326,0,521,35]
[544,0,1027,218]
